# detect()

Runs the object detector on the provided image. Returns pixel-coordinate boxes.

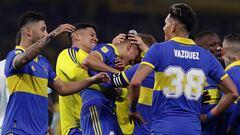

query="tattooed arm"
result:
[13,24,75,69]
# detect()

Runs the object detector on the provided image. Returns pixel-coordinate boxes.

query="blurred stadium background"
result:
[1,0,240,65]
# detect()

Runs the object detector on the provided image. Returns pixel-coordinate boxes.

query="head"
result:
[18,11,47,44]
[117,39,140,65]
[137,33,157,47]
[222,33,240,66]
[69,23,98,53]
[163,3,197,41]
[195,31,222,58]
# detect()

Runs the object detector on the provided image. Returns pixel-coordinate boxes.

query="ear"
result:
[170,24,176,34]
[72,32,81,41]
[127,44,131,50]
[25,27,32,37]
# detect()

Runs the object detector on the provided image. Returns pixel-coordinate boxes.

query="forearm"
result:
[211,93,236,116]
[129,83,140,111]
[59,77,94,96]
[13,34,55,69]
[84,55,120,73]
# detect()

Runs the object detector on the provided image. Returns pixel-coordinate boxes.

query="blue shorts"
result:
[80,100,123,135]
[68,127,82,135]
[134,103,152,135]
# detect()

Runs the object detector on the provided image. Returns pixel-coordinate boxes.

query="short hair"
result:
[195,31,216,41]
[169,3,197,32]
[18,11,45,29]
[68,23,97,40]
[137,33,157,47]
[224,33,240,43]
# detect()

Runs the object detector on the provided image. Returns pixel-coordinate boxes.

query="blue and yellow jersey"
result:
[2,46,56,134]
[225,61,240,129]
[141,37,227,134]
[80,43,119,106]
[56,47,101,135]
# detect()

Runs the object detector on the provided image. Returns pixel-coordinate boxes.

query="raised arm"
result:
[13,24,75,69]
[83,51,120,73]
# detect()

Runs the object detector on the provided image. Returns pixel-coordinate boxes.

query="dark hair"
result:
[67,23,97,40]
[15,31,21,45]
[169,3,197,32]
[18,10,45,29]
[224,33,240,42]
[194,31,217,41]
[137,33,157,47]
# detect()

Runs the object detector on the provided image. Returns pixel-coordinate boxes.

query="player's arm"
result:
[202,76,238,122]
[13,24,75,69]
[49,72,110,96]
[83,51,119,73]
[128,64,153,125]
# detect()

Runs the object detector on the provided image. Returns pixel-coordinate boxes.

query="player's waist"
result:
[138,86,153,106]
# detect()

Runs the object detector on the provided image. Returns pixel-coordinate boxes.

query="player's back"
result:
[142,37,226,134]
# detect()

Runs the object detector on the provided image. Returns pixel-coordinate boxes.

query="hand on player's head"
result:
[50,23,76,37]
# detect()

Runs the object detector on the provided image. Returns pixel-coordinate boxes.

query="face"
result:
[222,40,238,66]
[198,34,222,58]
[77,27,98,51]
[125,44,140,64]
[31,20,48,43]
[163,14,175,41]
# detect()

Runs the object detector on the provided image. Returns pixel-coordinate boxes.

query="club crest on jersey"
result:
[101,46,109,53]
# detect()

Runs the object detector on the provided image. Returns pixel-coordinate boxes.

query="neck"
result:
[72,43,90,53]
[114,44,124,58]
[19,38,33,49]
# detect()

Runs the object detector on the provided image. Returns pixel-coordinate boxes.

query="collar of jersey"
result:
[15,45,26,51]
[106,43,119,56]
[170,37,196,45]
[225,60,240,71]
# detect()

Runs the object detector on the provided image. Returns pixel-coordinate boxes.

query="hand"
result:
[129,111,145,126]
[114,57,125,71]
[91,72,110,83]
[200,114,208,123]
[49,24,75,37]
[127,34,148,51]
[112,33,126,44]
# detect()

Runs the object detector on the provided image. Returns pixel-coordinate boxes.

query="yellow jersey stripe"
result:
[93,51,104,61]
[90,106,101,135]
[225,60,240,71]
[107,44,120,56]
[170,37,196,45]
[141,62,155,69]
[138,86,153,106]
[93,106,103,135]
[220,74,228,80]
[6,74,48,97]
[122,72,130,84]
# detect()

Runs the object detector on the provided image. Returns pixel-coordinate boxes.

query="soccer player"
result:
[56,23,99,135]
[1,11,109,134]
[221,33,240,135]
[81,38,140,134]
[129,3,238,134]
[194,31,223,135]
[112,32,156,135]
[0,59,8,134]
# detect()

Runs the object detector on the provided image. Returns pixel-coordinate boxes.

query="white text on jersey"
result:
[174,49,199,60]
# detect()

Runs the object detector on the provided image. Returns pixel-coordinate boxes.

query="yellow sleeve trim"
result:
[221,74,228,80]
[122,72,130,84]
[141,61,155,69]
[92,51,103,61]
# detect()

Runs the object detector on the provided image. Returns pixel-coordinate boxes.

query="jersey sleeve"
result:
[208,53,227,83]
[4,49,24,76]
[92,45,113,63]
[43,57,56,84]
[141,44,159,69]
